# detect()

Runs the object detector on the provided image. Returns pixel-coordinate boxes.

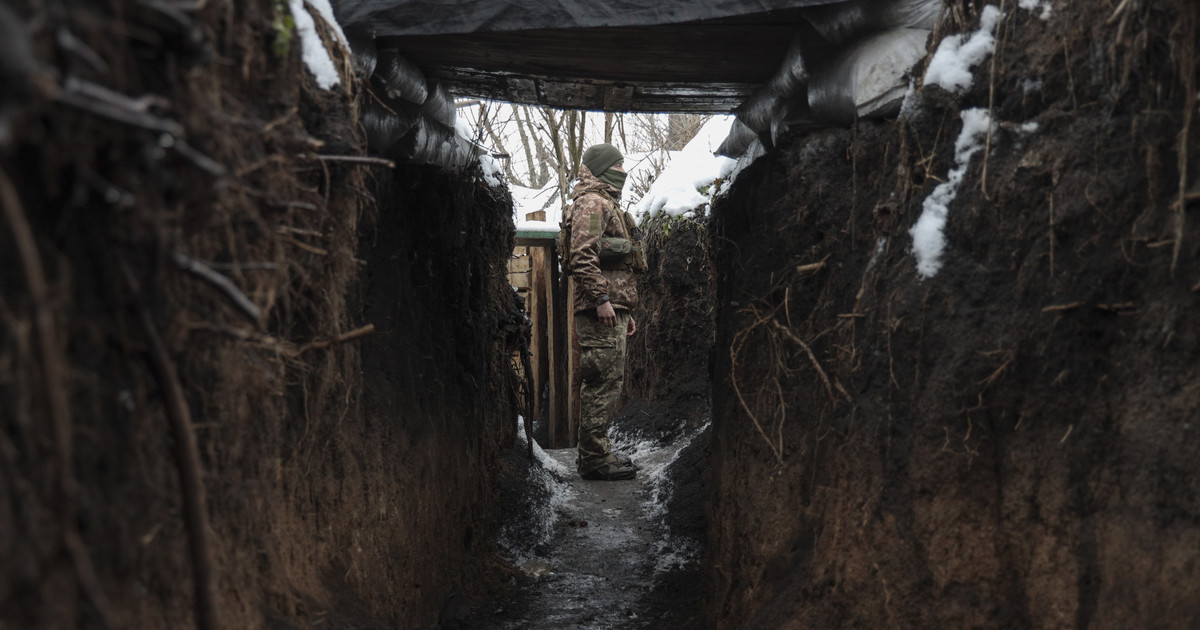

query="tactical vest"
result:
[561,191,647,274]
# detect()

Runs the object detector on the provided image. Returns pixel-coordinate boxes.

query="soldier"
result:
[566,143,643,480]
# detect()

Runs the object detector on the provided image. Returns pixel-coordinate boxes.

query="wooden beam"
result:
[603,85,635,110]
[506,77,537,103]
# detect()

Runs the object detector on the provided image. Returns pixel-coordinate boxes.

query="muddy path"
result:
[467,422,707,630]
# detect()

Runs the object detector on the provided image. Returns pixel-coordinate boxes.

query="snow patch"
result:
[480,153,505,188]
[867,237,888,273]
[898,80,920,120]
[303,0,348,46]
[909,108,995,278]
[1018,0,1053,20]
[496,419,574,564]
[923,5,1003,93]
[632,116,738,218]
[611,420,709,574]
[1020,78,1044,94]
[519,416,570,478]
[652,534,701,574]
[516,219,559,232]
[289,0,344,91]
[510,180,564,226]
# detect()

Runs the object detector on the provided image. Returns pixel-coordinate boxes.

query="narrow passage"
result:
[469,424,705,629]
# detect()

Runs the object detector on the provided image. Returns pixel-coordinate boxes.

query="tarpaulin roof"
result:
[335,1,846,112]
[335,0,842,37]
[335,0,943,165]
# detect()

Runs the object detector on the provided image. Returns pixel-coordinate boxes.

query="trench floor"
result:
[469,437,698,629]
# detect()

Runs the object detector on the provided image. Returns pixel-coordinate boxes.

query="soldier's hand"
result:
[627,315,637,337]
[597,302,617,327]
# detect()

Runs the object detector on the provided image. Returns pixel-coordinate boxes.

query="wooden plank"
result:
[528,245,546,427]
[508,254,532,274]
[547,242,569,447]
[510,271,531,289]
[604,85,635,110]
[525,210,548,431]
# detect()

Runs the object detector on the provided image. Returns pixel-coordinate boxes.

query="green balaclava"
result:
[598,167,627,193]
[581,143,625,192]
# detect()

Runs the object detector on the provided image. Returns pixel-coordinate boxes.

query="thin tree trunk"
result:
[513,104,541,187]
[481,104,526,186]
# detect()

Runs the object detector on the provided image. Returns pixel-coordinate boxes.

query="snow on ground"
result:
[631,116,739,219]
[289,0,345,90]
[497,418,575,564]
[609,420,709,574]
[923,5,1003,93]
[507,115,754,227]
[511,181,565,225]
[909,107,995,278]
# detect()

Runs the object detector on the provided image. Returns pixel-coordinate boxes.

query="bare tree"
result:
[461,101,712,212]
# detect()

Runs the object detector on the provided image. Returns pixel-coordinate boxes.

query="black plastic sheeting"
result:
[334,0,843,38]
[801,0,939,44]
[719,0,940,156]
[807,27,930,125]
[359,38,482,169]
[338,0,942,165]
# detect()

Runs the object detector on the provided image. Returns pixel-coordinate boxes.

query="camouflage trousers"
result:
[575,310,629,474]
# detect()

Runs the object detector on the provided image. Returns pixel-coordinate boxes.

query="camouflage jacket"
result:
[566,166,639,314]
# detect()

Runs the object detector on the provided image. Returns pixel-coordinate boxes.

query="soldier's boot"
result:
[581,459,637,481]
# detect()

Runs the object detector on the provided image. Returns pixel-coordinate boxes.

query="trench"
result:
[3,1,1200,629]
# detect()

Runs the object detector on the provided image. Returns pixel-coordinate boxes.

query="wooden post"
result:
[515,210,574,449]
[527,245,546,425]
[567,276,580,447]
[547,241,571,447]
[523,211,549,438]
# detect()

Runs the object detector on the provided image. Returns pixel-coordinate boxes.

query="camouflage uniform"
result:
[566,166,639,475]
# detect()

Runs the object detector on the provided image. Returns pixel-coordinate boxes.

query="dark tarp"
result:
[335,0,945,164]
[334,0,843,37]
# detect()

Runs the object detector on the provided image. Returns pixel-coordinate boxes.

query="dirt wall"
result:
[706,2,1200,629]
[626,212,715,425]
[0,2,515,628]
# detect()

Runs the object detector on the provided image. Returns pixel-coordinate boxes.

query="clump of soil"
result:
[706,2,1200,628]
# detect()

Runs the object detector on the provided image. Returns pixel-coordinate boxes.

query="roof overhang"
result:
[378,10,821,112]
[347,3,838,112]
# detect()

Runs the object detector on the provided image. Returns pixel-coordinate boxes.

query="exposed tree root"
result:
[120,262,220,630]
[1,168,117,628]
